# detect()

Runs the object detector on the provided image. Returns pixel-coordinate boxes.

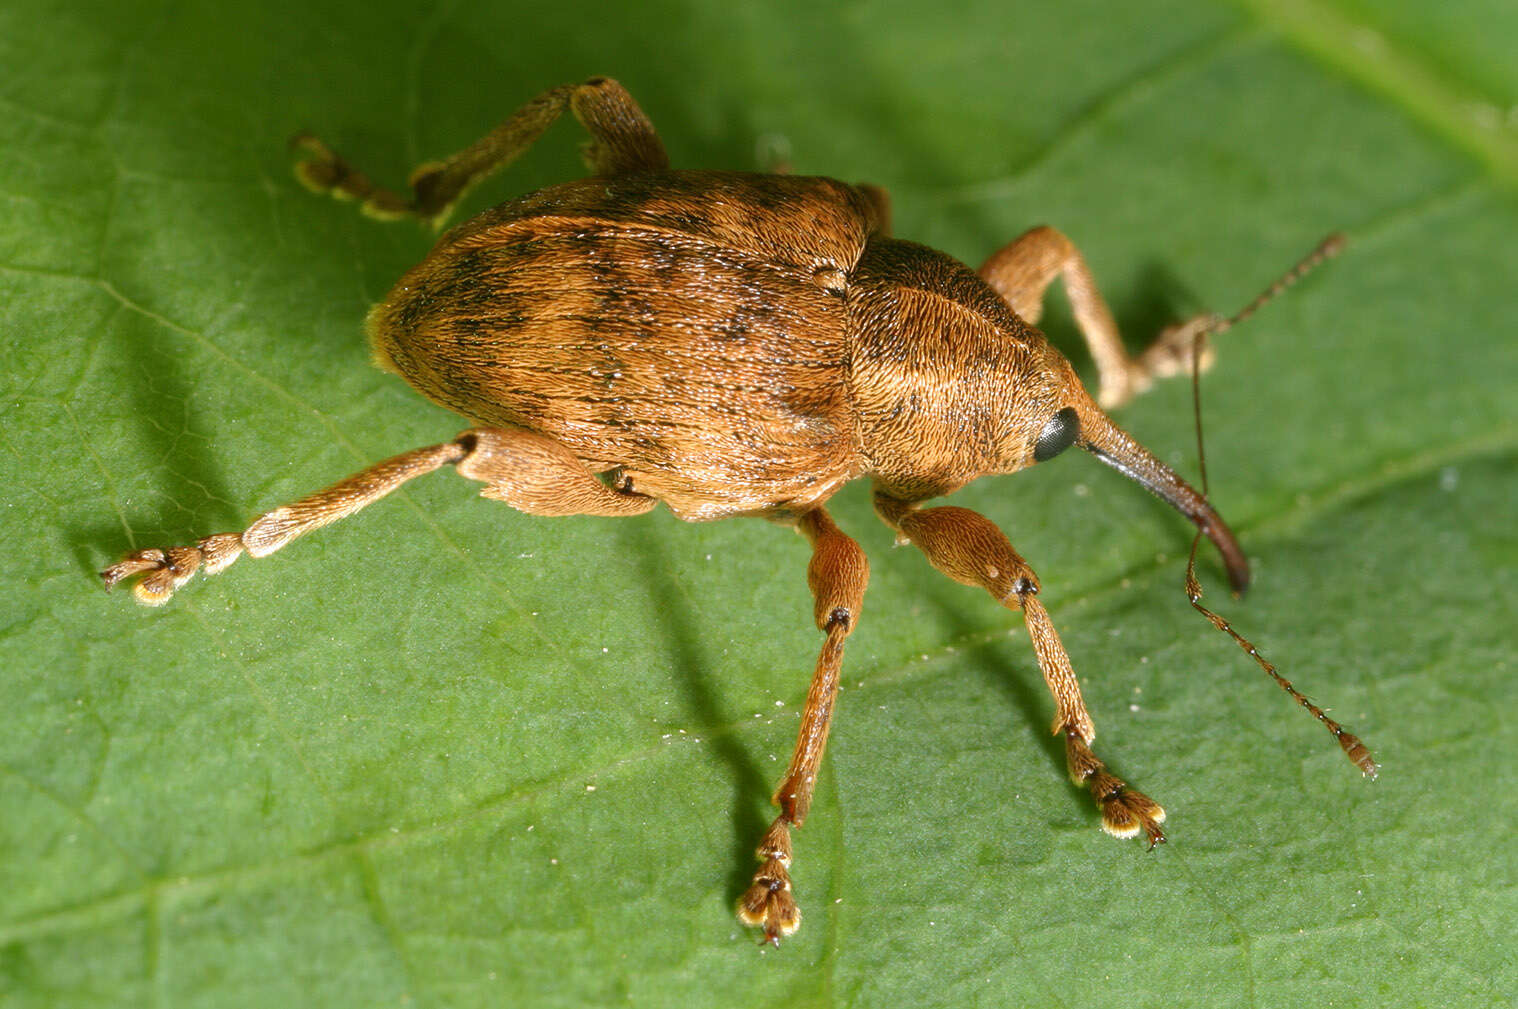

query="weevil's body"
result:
[369,170,1070,519]
[370,171,872,519]
[104,77,1368,948]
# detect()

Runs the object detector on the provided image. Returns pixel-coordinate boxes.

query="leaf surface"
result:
[2,1,1513,1006]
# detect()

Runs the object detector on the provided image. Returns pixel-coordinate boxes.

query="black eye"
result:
[1033,407,1079,462]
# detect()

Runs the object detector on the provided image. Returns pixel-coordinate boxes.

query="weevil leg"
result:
[738,508,868,945]
[292,77,669,228]
[101,427,655,605]
[873,491,1167,846]
[978,226,1217,410]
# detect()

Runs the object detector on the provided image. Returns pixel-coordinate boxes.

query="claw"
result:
[100,549,168,591]
[1066,731,1167,847]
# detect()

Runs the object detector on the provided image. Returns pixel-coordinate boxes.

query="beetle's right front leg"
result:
[102,427,655,604]
[738,508,868,945]
[978,226,1219,410]
[873,492,1166,846]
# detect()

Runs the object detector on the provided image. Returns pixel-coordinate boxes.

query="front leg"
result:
[978,226,1217,410]
[738,508,868,945]
[874,492,1166,845]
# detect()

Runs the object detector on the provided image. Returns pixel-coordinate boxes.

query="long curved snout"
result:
[1075,407,1250,593]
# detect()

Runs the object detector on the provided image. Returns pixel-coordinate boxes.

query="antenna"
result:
[1184,234,1378,778]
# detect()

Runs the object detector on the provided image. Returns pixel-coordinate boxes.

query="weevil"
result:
[102,77,1375,945]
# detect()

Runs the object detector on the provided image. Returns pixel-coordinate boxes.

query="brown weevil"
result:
[101,77,1375,945]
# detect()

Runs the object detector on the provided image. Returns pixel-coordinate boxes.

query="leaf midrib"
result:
[1238,0,1518,186]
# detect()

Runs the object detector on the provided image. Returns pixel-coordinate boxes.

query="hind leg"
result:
[102,427,655,604]
[292,77,669,228]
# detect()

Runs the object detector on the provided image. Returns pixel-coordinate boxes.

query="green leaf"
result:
[3,1,1513,1006]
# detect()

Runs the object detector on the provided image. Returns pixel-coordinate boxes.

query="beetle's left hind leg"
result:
[292,76,668,228]
[102,427,656,604]
[738,508,868,945]
[874,492,1166,845]
[978,226,1217,410]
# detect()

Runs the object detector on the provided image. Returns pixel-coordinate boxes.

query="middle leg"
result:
[737,507,869,945]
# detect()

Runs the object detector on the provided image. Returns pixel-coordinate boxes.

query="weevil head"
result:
[850,237,1249,591]
[1014,338,1252,593]
[850,236,1250,591]
[850,238,1104,489]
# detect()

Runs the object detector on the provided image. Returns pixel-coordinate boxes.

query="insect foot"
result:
[100,535,246,605]
[1123,314,1223,407]
[100,442,469,605]
[737,819,801,946]
[290,132,414,221]
[1065,731,1167,847]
